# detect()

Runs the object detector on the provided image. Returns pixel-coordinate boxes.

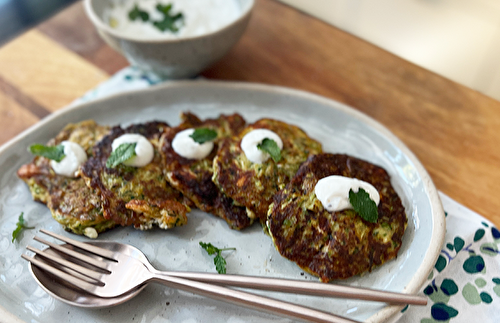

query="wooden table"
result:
[1,0,499,228]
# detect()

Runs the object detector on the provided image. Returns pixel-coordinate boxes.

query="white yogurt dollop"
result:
[172,128,214,160]
[50,141,87,178]
[103,0,242,40]
[241,129,283,164]
[314,175,380,212]
[111,134,154,167]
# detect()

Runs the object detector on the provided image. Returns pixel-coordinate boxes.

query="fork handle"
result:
[149,270,360,323]
[159,270,426,306]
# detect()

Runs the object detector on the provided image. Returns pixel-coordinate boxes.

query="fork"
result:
[23,230,425,323]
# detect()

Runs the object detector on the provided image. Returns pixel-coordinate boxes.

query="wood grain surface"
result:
[1,0,499,227]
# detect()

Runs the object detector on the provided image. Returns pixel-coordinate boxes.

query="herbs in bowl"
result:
[103,0,243,39]
[84,0,255,78]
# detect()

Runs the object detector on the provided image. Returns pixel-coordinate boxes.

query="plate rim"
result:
[1,80,445,323]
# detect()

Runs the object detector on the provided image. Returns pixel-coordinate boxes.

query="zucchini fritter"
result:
[267,153,407,282]
[80,121,191,230]
[17,120,116,236]
[213,119,322,222]
[160,112,252,230]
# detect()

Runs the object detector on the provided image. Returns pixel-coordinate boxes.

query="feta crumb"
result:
[84,227,98,239]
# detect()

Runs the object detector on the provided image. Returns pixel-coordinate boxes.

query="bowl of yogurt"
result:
[84,0,254,78]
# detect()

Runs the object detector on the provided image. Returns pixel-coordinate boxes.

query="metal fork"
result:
[22,230,425,323]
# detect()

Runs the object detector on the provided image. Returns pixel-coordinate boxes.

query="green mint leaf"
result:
[12,213,34,243]
[199,241,218,255]
[153,4,184,32]
[200,241,235,274]
[214,253,227,274]
[349,188,378,223]
[29,144,66,162]
[106,143,137,168]
[128,4,149,22]
[190,128,217,144]
[156,3,173,15]
[257,138,281,162]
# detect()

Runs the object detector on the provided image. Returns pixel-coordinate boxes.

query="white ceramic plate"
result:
[0,81,445,323]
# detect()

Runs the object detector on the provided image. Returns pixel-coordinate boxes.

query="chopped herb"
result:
[29,144,66,162]
[153,4,184,32]
[199,242,236,274]
[190,128,217,144]
[349,188,378,223]
[12,213,34,243]
[199,242,218,255]
[128,4,149,22]
[257,138,281,162]
[106,143,137,168]
[214,255,227,274]
[127,3,184,33]
[156,3,173,15]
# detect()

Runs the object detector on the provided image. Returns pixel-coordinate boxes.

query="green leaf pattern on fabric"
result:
[435,255,447,272]
[480,242,499,257]
[440,279,459,296]
[475,278,487,288]
[463,255,485,274]
[462,282,482,305]
[454,237,465,253]
[431,303,459,320]
[493,278,500,297]
[415,211,500,323]
[480,292,493,304]
[474,229,486,242]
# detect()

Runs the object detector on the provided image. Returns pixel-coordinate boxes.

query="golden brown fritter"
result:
[160,112,252,230]
[213,119,322,222]
[80,121,191,230]
[17,120,116,236]
[267,153,407,282]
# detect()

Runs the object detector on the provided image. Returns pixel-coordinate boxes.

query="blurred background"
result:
[0,0,77,44]
[277,0,500,102]
[1,0,499,101]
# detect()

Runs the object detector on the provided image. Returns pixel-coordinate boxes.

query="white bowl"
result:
[84,0,254,79]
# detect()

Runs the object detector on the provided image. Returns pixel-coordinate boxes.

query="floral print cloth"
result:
[394,193,500,323]
[78,67,500,323]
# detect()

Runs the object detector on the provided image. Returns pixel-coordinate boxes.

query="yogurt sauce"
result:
[241,129,283,164]
[172,128,214,160]
[103,0,242,40]
[314,175,380,212]
[111,134,154,167]
[50,141,88,178]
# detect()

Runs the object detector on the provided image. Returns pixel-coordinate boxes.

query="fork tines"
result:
[22,229,115,291]
[38,229,116,260]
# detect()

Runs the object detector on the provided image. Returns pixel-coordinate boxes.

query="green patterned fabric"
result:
[395,193,500,322]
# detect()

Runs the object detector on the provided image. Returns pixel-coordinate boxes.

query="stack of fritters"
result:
[80,121,191,230]
[267,153,408,282]
[17,120,116,236]
[160,112,252,229]
[213,119,323,222]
